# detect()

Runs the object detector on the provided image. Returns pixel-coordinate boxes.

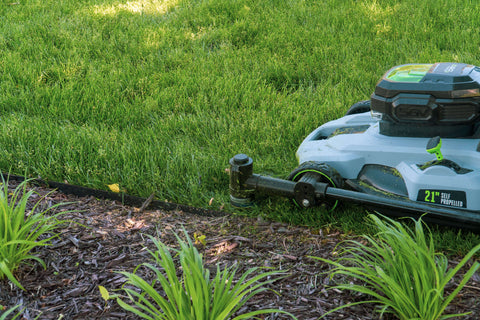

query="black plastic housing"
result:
[371,62,480,137]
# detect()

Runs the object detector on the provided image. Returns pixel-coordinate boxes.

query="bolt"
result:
[302,199,310,207]
[233,154,249,165]
[229,154,254,206]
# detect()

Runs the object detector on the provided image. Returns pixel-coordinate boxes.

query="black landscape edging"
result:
[3,173,227,217]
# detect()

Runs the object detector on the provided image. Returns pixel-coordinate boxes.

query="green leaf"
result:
[0,304,23,320]
[0,261,24,291]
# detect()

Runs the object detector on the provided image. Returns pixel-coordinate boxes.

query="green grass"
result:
[2,0,480,250]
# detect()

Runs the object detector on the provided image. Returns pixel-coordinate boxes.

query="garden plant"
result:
[113,229,297,319]
[0,179,68,290]
[313,214,480,320]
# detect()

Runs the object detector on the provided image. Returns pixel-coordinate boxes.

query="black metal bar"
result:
[245,174,296,198]
[326,187,480,224]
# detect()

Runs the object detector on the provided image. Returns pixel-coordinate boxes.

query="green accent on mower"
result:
[426,136,444,161]
[385,64,433,82]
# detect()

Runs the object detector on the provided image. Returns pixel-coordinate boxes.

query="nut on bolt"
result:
[302,199,310,207]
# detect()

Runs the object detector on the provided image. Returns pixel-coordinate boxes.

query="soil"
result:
[1,180,479,320]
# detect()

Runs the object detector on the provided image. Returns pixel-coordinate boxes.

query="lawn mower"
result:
[229,62,480,230]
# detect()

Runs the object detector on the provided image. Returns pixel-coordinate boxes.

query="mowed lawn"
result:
[2,0,480,247]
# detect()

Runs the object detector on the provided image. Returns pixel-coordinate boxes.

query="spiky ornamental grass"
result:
[313,214,480,320]
[0,304,23,320]
[0,179,68,290]
[116,230,297,320]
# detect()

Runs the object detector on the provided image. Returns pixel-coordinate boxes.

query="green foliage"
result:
[0,304,41,320]
[0,179,67,290]
[313,214,480,319]
[0,305,22,320]
[116,230,297,319]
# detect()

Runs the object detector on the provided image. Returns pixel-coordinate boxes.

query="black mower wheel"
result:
[345,100,371,115]
[287,162,344,210]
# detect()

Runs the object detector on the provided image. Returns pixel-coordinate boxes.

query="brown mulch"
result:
[0,180,479,319]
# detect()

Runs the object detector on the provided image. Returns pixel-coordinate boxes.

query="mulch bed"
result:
[0,180,479,319]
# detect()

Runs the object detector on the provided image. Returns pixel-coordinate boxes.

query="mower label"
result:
[417,190,466,208]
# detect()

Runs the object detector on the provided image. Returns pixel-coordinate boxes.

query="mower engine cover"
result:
[371,62,480,137]
[296,62,480,215]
